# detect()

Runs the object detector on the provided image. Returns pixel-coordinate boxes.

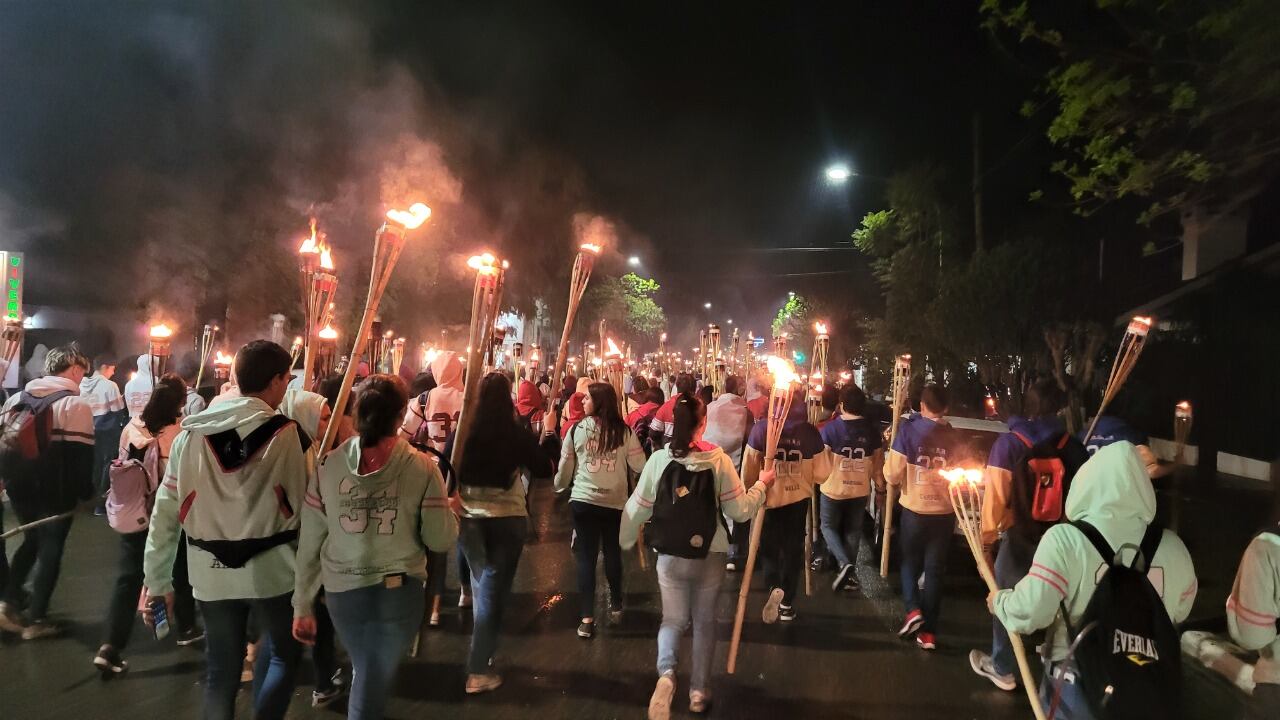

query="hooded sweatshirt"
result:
[293,437,457,616]
[80,371,127,431]
[554,416,646,510]
[401,352,463,453]
[124,354,156,418]
[516,378,544,424]
[981,415,1086,545]
[0,375,95,512]
[704,392,752,469]
[119,417,179,470]
[992,442,1197,663]
[819,415,884,501]
[143,396,311,602]
[1226,528,1280,686]
[740,398,831,509]
[884,413,963,516]
[621,443,768,554]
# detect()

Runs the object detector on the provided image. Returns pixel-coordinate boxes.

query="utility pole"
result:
[972,110,985,254]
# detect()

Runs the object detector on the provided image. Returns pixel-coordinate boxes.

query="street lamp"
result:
[703,302,712,309]
[727,319,734,325]
[825,164,852,183]
[628,256,640,267]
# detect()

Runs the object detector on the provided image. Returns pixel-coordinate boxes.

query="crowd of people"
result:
[0,339,1275,720]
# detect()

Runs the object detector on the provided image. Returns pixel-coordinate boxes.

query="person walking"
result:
[621,391,774,719]
[818,383,884,593]
[293,374,457,720]
[447,371,556,695]
[0,345,95,639]
[80,356,128,514]
[124,353,157,418]
[143,340,310,720]
[93,373,185,674]
[703,374,753,572]
[971,379,1087,690]
[554,382,646,639]
[987,442,1197,719]
[884,385,963,651]
[740,386,831,624]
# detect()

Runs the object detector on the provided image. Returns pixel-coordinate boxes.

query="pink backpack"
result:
[106,441,162,534]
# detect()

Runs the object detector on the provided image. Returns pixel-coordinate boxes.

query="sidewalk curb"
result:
[1182,630,1256,696]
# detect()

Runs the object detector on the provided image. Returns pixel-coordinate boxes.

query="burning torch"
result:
[148,324,173,385]
[549,242,602,417]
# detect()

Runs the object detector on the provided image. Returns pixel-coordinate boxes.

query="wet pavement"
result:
[1,467,1260,719]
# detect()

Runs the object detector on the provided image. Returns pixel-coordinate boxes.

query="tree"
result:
[579,272,666,346]
[982,0,1280,224]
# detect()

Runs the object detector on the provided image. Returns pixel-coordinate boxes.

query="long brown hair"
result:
[669,392,705,458]
[586,382,628,455]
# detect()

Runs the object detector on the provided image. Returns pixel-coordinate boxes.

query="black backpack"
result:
[1008,432,1088,542]
[646,460,725,559]
[1060,521,1181,720]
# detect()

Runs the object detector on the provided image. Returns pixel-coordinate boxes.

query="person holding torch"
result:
[621,392,775,719]
[739,380,830,624]
[883,384,963,651]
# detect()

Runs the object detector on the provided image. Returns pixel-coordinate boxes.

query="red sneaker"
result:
[916,632,937,651]
[897,609,923,637]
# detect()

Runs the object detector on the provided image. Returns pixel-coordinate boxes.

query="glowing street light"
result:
[703,302,712,309]
[825,164,852,183]
[628,256,641,266]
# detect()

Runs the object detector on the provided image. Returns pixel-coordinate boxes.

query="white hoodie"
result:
[80,371,125,420]
[401,352,463,453]
[124,353,156,418]
[144,396,311,602]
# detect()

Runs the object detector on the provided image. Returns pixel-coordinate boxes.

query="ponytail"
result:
[669,392,706,458]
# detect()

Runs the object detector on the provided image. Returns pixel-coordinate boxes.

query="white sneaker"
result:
[761,587,784,625]
[648,673,675,720]
[969,649,1017,691]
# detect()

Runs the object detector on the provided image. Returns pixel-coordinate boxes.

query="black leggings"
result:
[570,501,623,619]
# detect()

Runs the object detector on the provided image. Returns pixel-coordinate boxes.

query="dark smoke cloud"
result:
[0,1,599,350]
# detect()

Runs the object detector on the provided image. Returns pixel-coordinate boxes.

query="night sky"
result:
[0,1,1040,345]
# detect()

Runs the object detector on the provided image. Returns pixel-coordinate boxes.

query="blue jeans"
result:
[4,505,73,621]
[991,534,1036,676]
[898,509,954,634]
[200,592,300,720]
[656,553,725,693]
[459,516,526,674]
[819,494,868,569]
[1042,663,1095,720]
[327,578,425,720]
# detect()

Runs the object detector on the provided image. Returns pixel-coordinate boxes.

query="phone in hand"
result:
[150,599,170,640]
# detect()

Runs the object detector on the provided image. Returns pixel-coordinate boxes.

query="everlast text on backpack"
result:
[646,461,725,559]
[1009,432,1087,540]
[1058,521,1181,720]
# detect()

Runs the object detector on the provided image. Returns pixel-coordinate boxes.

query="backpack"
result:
[1060,521,1181,720]
[0,390,75,505]
[1009,432,1086,539]
[408,392,431,446]
[645,459,726,559]
[106,441,163,533]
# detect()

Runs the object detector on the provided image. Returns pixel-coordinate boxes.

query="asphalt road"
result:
[0,469,1255,719]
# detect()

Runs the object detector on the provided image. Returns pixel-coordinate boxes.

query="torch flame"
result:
[386,202,432,230]
[319,247,334,270]
[214,350,234,366]
[940,467,984,486]
[605,337,623,358]
[467,252,500,275]
[149,324,173,339]
[660,332,667,342]
[766,356,799,386]
[579,243,603,255]
[292,336,303,348]
[814,321,829,335]
[424,348,440,364]
[318,325,339,340]
[1127,315,1154,336]
[1176,401,1192,418]
[529,349,540,363]
[591,357,603,367]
